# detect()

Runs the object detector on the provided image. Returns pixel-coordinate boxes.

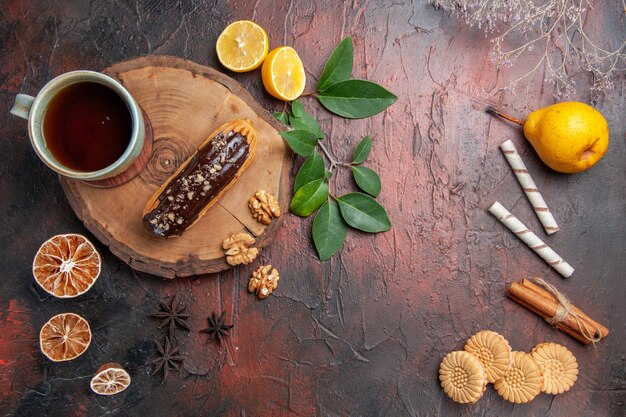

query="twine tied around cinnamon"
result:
[531,277,603,345]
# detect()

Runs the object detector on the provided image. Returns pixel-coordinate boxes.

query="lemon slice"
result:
[33,233,101,298]
[262,46,306,101]
[90,363,131,395]
[216,20,269,72]
[40,313,92,362]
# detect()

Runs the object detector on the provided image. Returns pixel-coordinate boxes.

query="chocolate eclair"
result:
[143,119,258,237]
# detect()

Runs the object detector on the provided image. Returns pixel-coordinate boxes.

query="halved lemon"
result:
[40,312,92,362]
[90,362,131,395]
[33,234,101,298]
[216,20,269,72]
[261,46,306,101]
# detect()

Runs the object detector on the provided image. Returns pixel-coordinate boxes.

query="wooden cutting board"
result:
[60,56,290,278]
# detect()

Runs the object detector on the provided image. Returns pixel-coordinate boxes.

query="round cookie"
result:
[494,351,543,403]
[531,342,578,394]
[439,350,487,404]
[464,330,513,383]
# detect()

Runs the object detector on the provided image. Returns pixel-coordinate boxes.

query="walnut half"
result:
[222,232,259,266]
[248,190,281,225]
[249,265,280,299]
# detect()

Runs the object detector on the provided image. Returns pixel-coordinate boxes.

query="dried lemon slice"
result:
[531,342,578,394]
[90,362,131,395]
[494,351,543,403]
[464,330,513,383]
[33,234,101,298]
[439,350,487,404]
[40,313,92,362]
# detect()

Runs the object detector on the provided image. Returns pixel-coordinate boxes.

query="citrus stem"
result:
[299,91,317,98]
[486,106,525,126]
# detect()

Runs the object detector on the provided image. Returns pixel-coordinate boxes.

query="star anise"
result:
[200,311,233,344]
[149,336,183,382]
[152,295,190,337]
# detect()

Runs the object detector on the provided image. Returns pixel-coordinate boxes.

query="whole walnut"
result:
[249,265,280,299]
[249,190,281,225]
[222,233,258,266]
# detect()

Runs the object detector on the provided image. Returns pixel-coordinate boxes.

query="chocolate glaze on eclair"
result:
[143,119,258,237]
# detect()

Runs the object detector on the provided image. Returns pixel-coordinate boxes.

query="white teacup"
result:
[10,70,146,181]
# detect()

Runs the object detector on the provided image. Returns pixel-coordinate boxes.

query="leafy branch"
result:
[273,36,396,260]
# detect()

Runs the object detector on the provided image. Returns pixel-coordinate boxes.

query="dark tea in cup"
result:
[11,70,147,181]
[43,81,132,172]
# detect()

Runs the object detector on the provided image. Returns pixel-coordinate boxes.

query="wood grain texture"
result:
[0,1,624,416]
[60,56,290,277]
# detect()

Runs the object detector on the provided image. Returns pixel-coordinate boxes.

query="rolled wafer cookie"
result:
[500,140,559,234]
[488,201,574,278]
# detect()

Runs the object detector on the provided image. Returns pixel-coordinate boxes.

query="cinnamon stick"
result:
[507,279,609,344]
[520,279,607,336]
[507,284,587,343]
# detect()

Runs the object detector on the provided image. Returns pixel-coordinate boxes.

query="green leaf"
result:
[312,200,348,260]
[352,166,381,197]
[318,36,354,92]
[291,100,305,118]
[280,130,318,156]
[290,179,329,217]
[352,135,372,164]
[324,170,332,180]
[317,80,397,119]
[273,111,289,125]
[337,192,391,233]
[289,111,324,139]
[294,151,325,192]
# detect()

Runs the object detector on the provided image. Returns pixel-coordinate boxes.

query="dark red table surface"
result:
[1,1,624,416]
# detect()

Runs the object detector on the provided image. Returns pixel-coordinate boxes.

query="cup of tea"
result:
[10,70,146,181]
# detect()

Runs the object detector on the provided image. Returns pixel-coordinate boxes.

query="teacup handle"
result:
[10,94,35,120]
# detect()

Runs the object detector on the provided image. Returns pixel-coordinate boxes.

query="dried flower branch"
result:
[430,0,626,100]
